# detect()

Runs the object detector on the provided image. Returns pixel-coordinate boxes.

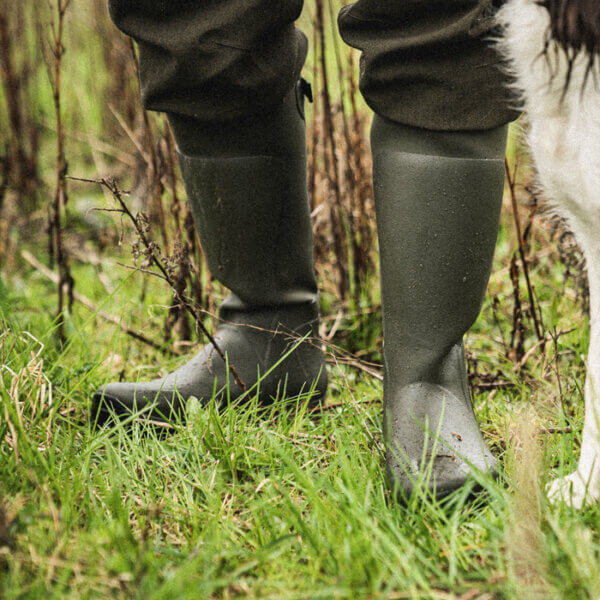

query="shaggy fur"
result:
[497,0,600,508]
[541,0,600,56]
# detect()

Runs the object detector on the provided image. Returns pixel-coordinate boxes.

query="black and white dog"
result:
[497,0,600,507]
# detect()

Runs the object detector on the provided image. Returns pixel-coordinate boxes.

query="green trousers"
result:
[108,0,518,131]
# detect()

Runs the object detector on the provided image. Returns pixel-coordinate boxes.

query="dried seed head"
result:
[135,212,151,234]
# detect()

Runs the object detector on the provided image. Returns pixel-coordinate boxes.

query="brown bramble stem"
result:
[70,175,247,392]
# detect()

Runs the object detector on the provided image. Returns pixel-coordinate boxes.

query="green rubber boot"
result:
[93,83,327,423]
[371,115,508,498]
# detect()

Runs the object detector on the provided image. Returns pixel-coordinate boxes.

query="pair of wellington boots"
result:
[93,82,508,499]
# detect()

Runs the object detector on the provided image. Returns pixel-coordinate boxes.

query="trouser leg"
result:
[338,0,519,131]
[107,0,308,122]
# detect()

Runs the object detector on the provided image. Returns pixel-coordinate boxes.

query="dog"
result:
[497,0,600,507]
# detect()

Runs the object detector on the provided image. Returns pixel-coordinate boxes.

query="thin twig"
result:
[550,327,564,403]
[539,426,572,435]
[310,396,382,414]
[472,380,516,390]
[70,176,247,392]
[505,159,545,344]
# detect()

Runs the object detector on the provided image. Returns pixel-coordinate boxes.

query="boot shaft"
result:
[371,116,508,390]
[169,84,319,311]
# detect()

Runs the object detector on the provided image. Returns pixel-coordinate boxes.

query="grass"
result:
[2,189,600,599]
[2,2,600,598]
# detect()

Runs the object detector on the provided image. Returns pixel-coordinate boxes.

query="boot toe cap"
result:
[92,383,142,425]
[385,382,498,500]
[388,452,498,500]
[91,382,186,425]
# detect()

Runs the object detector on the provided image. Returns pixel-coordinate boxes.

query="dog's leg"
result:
[548,236,600,508]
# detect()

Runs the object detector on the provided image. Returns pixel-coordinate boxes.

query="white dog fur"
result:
[497,0,600,507]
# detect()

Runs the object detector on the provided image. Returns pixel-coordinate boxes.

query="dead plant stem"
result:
[48,0,74,343]
[70,176,247,392]
[505,159,544,344]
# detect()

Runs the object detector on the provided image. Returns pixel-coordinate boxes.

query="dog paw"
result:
[547,472,599,509]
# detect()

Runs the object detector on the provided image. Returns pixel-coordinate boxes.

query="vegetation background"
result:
[1,0,599,598]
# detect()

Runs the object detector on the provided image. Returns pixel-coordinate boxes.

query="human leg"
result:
[339,0,516,496]
[94,1,327,422]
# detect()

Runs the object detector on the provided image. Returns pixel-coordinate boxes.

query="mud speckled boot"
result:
[93,83,327,423]
[371,115,508,498]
